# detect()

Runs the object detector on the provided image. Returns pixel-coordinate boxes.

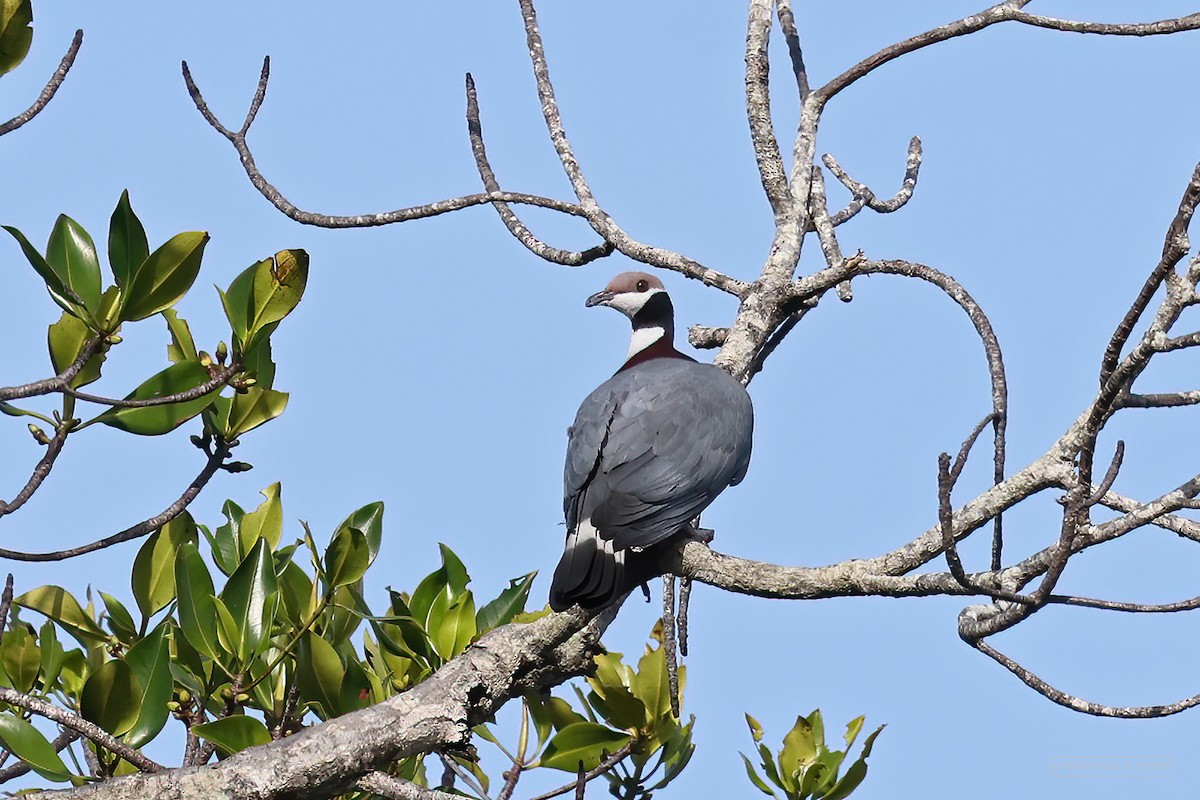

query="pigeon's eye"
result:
[636,279,649,292]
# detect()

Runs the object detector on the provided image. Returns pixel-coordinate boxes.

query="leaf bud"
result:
[27,424,49,445]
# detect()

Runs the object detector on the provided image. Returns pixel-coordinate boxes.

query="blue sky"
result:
[2,1,1199,797]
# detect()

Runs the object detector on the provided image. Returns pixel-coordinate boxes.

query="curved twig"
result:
[181,59,591,228]
[972,639,1200,718]
[0,335,104,402]
[822,136,923,226]
[464,74,612,266]
[67,363,236,409]
[0,439,230,561]
[0,687,163,772]
[0,425,69,518]
[527,740,636,800]
[0,30,84,138]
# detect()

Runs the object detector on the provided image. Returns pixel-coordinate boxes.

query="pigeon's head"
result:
[585,271,666,319]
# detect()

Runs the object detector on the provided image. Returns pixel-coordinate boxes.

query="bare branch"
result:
[687,325,729,350]
[180,59,589,228]
[515,0,748,296]
[0,439,230,561]
[822,136,923,225]
[746,0,793,216]
[0,687,163,772]
[0,425,69,518]
[0,335,104,402]
[973,639,1200,718]
[661,575,680,718]
[1120,390,1200,409]
[1101,161,1200,382]
[464,74,612,266]
[66,364,236,410]
[0,30,84,138]
[775,0,810,99]
[357,772,458,800]
[0,574,12,632]
[1086,440,1125,505]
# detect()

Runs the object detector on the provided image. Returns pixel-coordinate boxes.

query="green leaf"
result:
[80,659,141,735]
[119,231,209,322]
[236,483,283,557]
[163,309,197,363]
[192,715,271,757]
[746,713,765,743]
[296,630,344,719]
[47,311,105,388]
[15,585,107,647]
[586,685,646,733]
[123,625,172,749]
[408,568,449,630]
[131,511,198,618]
[439,544,470,597]
[174,542,221,660]
[93,359,218,435]
[220,538,278,661]
[333,502,384,565]
[108,190,149,290]
[742,753,780,798]
[779,714,817,788]
[4,224,86,311]
[243,249,308,352]
[539,722,630,772]
[46,214,102,314]
[0,714,79,784]
[99,591,138,644]
[475,572,534,633]
[0,0,33,77]
[207,501,245,576]
[633,639,670,719]
[1,626,40,693]
[325,526,370,589]
[37,622,65,691]
[225,387,288,438]
[432,593,476,660]
[241,338,275,389]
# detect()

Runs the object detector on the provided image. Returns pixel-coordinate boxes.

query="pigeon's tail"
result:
[549,520,633,611]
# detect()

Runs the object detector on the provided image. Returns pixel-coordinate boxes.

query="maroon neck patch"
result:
[617,337,695,373]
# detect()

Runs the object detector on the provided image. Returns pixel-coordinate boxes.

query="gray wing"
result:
[563,359,753,552]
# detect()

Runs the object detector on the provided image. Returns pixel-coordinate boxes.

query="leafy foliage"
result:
[742,710,884,800]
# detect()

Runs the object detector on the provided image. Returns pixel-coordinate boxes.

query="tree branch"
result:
[0,687,163,773]
[0,424,69,519]
[0,30,84,138]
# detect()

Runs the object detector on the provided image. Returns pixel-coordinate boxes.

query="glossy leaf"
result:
[742,754,779,799]
[47,311,105,388]
[0,0,33,77]
[123,625,172,748]
[334,502,384,565]
[824,726,884,800]
[38,622,65,691]
[174,542,221,660]
[325,526,370,589]
[4,224,85,310]
[779,714,817,788]
[224,387,288,438]
[221,249,308,352]
[131,511,198,618]
[633,639,670,719]
[80,659,140,735]
[206,501,245,576]
[99,591,138,644]
[94,359,217,435]
[0,714,78,784]
[475,572,534,633]
[108,190,149,290]
[297,630,344,719]
[220,538,278,661]
[241,338,275,388]
[1,626,40,693]
[539,722,630,772]
[192,715,271,757]
[46,214,102,313]
[15,585,107,647]
[120,230,209,321]
[163,308,197,363]
[432,593,476,660]
[236,483,283,557]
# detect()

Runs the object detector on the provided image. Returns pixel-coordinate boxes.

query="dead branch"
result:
[0,30,84,138]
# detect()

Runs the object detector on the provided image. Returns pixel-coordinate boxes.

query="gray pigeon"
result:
[550,272,754,611]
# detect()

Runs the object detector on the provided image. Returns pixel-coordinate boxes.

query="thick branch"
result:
[0,30,84,138]
[745,0,793,217]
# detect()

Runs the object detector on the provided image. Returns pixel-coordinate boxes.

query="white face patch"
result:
[606,287,664,317]
[627,326,666,358]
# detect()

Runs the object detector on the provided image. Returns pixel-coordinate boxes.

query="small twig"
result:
[0,687,164,772]
[67,363,237,409]
[0,575,13,632]
[775,0,811,100]
[0,30,84,137]
[1046,593,1200,613]
[439,754,491,800]
[527,741,636,800]
[677,577,692,658]
[1085,441,1125,505]
[0,335,104,402]
[574,763,586,800]
[0,439,230,561]
[464,74,611,266]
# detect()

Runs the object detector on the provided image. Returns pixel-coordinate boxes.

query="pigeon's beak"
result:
[585,290,614,308]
